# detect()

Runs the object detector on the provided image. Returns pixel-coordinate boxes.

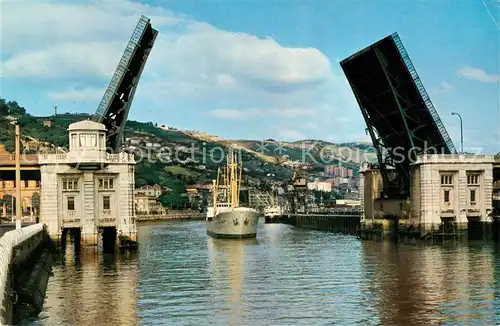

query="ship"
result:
[206,151,260,238]
[264,205,285,223]
[263,190,286,223]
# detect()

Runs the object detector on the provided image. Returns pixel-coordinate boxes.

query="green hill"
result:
[0,97,375,192]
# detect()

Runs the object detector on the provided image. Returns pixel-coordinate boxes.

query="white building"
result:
[307,181,333,192]
[361,154,498,233]
[38,120,136,246]
[410,154,495,230]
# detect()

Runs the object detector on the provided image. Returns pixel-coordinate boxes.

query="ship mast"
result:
[213,168,220,209]
[237,152,242,207]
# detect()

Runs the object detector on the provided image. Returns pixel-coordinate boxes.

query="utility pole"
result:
[451,112,463,153]
[15,123,22,230]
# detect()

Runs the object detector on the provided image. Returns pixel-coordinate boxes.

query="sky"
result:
[1,0,499,153]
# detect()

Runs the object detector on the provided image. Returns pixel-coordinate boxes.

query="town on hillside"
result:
[0,97,365,221]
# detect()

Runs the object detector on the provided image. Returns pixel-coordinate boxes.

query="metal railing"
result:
[0,223,44,325]
[94,15,150,121]
[301,207,362,215]
[392,33,457,154]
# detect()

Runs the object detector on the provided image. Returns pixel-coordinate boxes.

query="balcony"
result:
[440,208,455,218]
[467,208,481,218]
[62,212,81,228]
[98,211,117,226]
[39,152,135,167]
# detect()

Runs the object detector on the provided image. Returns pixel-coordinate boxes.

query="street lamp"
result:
[451,112,463,153]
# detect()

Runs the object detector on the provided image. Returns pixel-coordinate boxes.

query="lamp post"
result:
[15,123,21,230]
[451,112,463,153]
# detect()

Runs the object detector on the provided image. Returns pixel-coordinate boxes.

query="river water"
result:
[29,220,500,325]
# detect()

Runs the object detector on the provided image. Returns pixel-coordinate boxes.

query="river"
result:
[28,220,500,325]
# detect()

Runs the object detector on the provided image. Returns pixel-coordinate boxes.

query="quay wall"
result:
[281,213,361,235]
[136,212,205,222]
[0,223,54,325]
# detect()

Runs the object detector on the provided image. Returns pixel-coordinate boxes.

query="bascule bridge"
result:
[341,33,498,234]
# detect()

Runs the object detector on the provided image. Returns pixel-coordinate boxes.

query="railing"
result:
[301,207,362,216]
[39,152,135,164]
[62,218,81,227]
[98,217,117,226]
[0,154,39,165]
[94,15,150,121]
[392,33,457,155]
[0,223,44,325]
[136,212,205,221]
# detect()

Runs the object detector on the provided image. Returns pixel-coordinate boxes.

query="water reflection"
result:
[32,246,140,326]
[207,238,257,325]
[361,241,499,325]
[32,221,500,325]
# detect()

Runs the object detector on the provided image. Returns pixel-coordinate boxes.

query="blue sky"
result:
[1,0,499,153]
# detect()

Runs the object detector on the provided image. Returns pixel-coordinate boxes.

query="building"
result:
[410,154,495,231]
[134,193,166,215]
[38,120,136,246]
[361,154,500,233]
[134,184,166,215]
[135,184,165,197]
[0,144,40,220]
[324,165,353,178]
[0,180,40,219]
[307,181,333,192]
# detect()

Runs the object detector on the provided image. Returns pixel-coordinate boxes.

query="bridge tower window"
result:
[98,178,114,190]
[67,197,75,211]
[103,196,111,210]
[444,190,450,203]
[62,178,79,191]
[71,133,77,149]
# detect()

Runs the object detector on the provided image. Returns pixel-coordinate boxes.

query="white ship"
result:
[264,205,285,223]
[206,152,260,238]
[263,190,287,223]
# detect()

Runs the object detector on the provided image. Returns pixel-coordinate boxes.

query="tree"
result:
[0,98,8,115]
[159,191,188,209]
[32,192,40,215]
[6,101,26,115]
[3,194,14,215]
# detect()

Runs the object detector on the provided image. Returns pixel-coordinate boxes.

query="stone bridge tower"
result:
[38,120,136,250]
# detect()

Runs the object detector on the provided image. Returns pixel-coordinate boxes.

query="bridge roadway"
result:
[0,154,39,171]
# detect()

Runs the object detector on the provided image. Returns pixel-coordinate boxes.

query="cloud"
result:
[457,66,500,83]
[2,42,124,79]
[276,129,306,140]
[1,0,364,142]
[439,81,454,90]
[47,87,105,102]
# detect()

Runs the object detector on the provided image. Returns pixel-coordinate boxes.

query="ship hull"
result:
[207,207,260,238]
[264,214,282,223]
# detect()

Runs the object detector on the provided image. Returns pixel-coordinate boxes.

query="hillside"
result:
[0,97,376,192]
